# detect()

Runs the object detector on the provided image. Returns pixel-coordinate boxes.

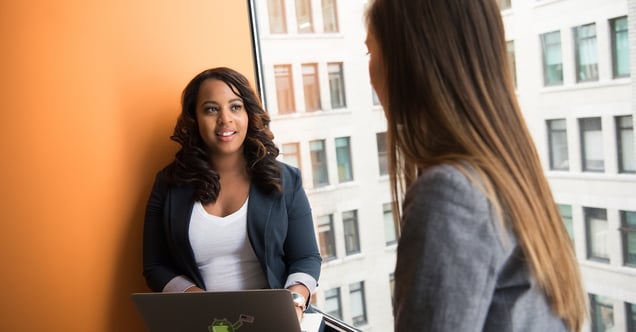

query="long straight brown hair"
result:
[367,0,586,330]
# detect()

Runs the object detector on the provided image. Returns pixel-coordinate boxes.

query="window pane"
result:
[590,294,614,332]
[310,139,329,187]
[274,65,296,114]
[267,0,287,34]
[295,0,313,33]
[321,0,339,33]
[616,115,635,173]
[376,132,388,175]
[541,31,563,86]
[547,119,569,170]
[324,287,342,319]
[627,302,636,332]
[585,207,609,261]
[383,203,397,245]
[611,16,630,78]
[328,62,346,108]
[282,143,300,169]
[302,63,321,112]
[580,117,604,172]
[335,137,353,182]
[343,210,360,255]
[507,40,517,88]
[622,211,636,266]
[558,204,574,244]
[317,215,336,260]
[349,281,367,326]
[574,23,599,82]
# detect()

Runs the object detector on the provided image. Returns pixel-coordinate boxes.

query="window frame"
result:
[349,281,368,326]
[585,207,610,263]
[342,210,361,255]
[317,214,337,261]
[310,139,330,187]
[610,16,630,78]
[616,115,635,173]
[579,117,604,172]
[335,136,354,183]
[573,23,599,83]
[547,119,569,170]
[540,30,564,86]
[621,210,636,267]
[328,62,347,109]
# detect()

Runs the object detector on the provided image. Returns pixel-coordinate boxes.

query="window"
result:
[574,23,598,82]
[585,207,609,262]
[274,65,296,114]
[371,88,380,106]
[335,137,353,182]
[302,63,321,112]
[343,210,360,255]
[267,0,287,34]
[627,302,636,332]
[318,214,336,260]
[321,0,339,33]
[349,281,367,326]
[310,139,329,187]
[506,40,517,88]
[621,210,636,267]
[497,0,511,10]
[610,16,630,78]
[580,117,604,172]
[281,142,300,169]
[616,115,635,173]
[541,31,563,86]
[328,62,346,108]
[383,203,397,245]
[295,0,313,33]
[389,273,395,307]
[590,294,614,332]
[547,119,569,170]
[376,132,388,175]
[558,204,574,245]
[324,287,342,319]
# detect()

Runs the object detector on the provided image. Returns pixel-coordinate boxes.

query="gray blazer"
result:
[394,164,568,331]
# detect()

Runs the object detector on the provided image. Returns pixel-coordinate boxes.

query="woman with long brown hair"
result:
[365,0,586,331]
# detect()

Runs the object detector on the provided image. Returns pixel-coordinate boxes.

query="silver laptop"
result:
[131,289,307,332]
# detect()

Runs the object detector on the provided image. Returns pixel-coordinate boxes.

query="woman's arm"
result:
[394,164,504,332]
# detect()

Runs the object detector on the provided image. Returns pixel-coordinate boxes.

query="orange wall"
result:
[0,1,256,330]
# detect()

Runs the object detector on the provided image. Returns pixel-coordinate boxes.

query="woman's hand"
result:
[184,286,204,293]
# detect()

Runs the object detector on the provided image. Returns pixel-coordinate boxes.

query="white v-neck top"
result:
[188,198,268,291]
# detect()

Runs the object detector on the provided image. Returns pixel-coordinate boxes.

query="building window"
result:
[610,16,630,78]
[324,287,342,319]
[302,63,321,112]
[558,204,574,245]
[590,294,614,332]
[389,273,395,308]
[343,210,360,255]
[295,0,313,33]
[616,115,635,173]
[383,203,397,245]
[281,142,300,169]
[547,119,569,170]
[310,139,329,187]
[506,40,517,88]
[317,214,336,261]
[321,0,339,33]
[627,302,636,332]
[349,281,368,326]
[274,65,296,114]
[580,117,604,172]
[621,210,636,267]
[585,207,609,262]
[267,0,287,34]
[497,0,511,10]
[328,62,346,109]
[335,137,353,182]
[541,31,563,86]
[371,88,380,106]
[376,132,388,175]
[574,23,598,82]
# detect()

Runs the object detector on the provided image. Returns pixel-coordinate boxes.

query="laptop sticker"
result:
[208,314,254,332]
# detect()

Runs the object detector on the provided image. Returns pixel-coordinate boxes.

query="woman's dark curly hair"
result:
[166,67,281,203]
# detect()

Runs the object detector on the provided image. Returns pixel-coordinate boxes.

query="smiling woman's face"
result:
[365,27,387,110]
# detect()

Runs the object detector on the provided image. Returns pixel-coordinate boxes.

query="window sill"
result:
[539,77,630,94]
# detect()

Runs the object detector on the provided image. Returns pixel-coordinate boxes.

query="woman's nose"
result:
[217,108,233,124]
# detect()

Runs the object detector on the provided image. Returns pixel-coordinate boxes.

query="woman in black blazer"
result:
[142,67,321,321]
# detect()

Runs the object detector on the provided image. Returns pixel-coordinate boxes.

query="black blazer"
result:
[142,162,322,292]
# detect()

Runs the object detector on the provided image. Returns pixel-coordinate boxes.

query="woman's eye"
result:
[204,107,218,113]
[231,104,243,111]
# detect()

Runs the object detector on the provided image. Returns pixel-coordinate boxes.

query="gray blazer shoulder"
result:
[394,164,568,332]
